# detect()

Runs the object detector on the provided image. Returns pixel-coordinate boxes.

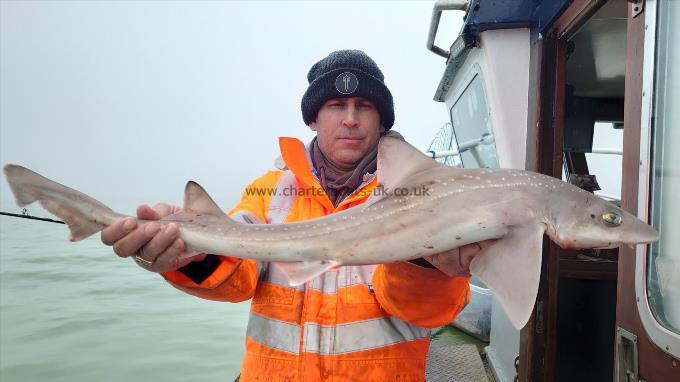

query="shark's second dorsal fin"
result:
[183,181,226,217]
[377,136,443,190]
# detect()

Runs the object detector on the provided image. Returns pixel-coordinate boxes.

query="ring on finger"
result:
[134,255,154,267]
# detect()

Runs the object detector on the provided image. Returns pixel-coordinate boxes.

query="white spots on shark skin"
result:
[5,155,660,331]
[224,169,589,244]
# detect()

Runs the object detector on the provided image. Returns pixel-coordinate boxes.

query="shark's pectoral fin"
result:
[470,224,545,330]
[272,260,340,286]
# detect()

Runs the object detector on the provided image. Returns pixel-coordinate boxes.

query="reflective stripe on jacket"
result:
[162,137,471,382]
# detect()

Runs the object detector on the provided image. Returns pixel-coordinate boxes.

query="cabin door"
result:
[615,0,680,380]
[520,0,679,381]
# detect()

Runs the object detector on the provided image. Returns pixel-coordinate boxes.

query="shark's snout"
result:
[546,199,661,250]
[621,222,660,244]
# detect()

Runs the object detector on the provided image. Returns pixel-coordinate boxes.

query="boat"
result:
[423,0,680,380]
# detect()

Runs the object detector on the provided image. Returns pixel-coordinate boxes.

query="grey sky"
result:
[0,0,462,213]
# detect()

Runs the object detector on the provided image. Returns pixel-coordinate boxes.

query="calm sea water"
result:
[0,213,477,382]
[0,215,249,382]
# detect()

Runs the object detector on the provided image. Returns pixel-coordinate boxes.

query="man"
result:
[101,50,490,381]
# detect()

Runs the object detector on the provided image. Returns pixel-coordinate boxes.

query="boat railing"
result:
[426,0,468,58]
[426,133,495,159]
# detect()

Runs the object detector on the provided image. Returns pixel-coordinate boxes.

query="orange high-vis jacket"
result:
[162,137,471,382]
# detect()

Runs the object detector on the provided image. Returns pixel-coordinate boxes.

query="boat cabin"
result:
[426,0,680,380]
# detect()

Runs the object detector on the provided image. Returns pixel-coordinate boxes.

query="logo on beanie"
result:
[335,72,359,95]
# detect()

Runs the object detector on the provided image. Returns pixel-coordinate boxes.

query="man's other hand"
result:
[101,203,207,273]
[424,240,496,277]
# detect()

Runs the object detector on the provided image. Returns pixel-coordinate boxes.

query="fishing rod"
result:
[0,208,65,224]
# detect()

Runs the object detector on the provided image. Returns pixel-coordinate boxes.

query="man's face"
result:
[310,97,382,168]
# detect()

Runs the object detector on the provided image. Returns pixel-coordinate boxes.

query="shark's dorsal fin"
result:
[183,181,226,216]
[377,136,443,189]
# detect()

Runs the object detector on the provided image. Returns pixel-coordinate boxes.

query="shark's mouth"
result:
[592,244,618,250]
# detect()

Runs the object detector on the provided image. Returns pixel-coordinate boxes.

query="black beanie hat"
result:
[301,50,395,130]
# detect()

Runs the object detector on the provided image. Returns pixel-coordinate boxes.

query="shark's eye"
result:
[602,212,622,227]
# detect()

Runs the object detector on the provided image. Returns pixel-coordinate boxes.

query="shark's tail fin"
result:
[3,164,123,241]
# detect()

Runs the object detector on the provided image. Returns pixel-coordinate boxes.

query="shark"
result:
[2,136,660,329]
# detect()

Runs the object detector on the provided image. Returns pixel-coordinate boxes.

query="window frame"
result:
[447,64,497,169]
[635,0,680,358]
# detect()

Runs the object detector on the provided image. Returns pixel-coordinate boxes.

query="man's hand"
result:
[424,240,496,277]
[101,203,207,273]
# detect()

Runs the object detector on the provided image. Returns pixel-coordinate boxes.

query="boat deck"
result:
[427,326,495,382]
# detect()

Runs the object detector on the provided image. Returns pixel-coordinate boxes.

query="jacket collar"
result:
[277,137,377,211]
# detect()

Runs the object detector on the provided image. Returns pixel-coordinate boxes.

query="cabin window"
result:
[449,74,499,169]
[561,122,624,202]
[647,0,680,335]
[587,122,623,201]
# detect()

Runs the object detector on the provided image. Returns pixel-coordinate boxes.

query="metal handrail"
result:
[426,0,468,58]
[590,148,623,155]
[429,149,460,159]
[427,134,494,159]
